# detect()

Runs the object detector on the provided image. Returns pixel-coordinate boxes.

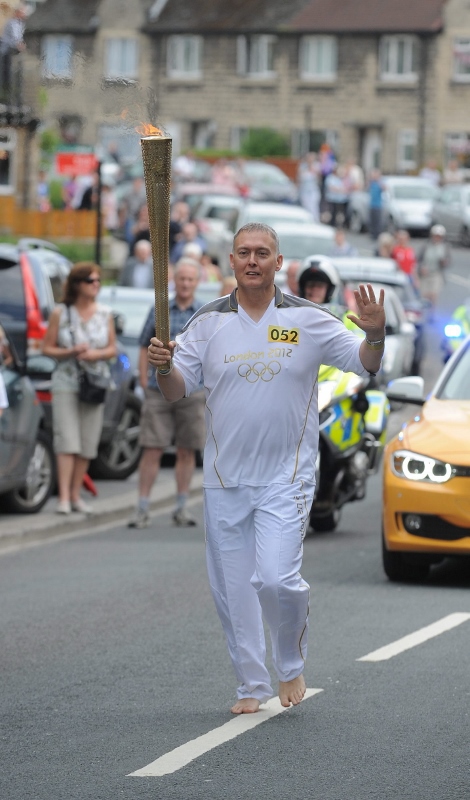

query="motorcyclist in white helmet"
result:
[297,256,341,305]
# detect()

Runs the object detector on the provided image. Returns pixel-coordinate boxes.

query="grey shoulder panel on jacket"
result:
[280,292,341,319]
[179,294,234,333]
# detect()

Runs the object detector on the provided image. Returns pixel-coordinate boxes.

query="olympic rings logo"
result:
[237,361,282,383]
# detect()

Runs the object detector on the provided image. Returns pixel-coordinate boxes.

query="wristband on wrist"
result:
[365,336,385,350]
[157,361,174,376]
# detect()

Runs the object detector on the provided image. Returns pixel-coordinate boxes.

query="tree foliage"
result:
[240,128,290,158]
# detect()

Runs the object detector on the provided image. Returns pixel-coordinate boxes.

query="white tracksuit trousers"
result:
[204,481,313,703]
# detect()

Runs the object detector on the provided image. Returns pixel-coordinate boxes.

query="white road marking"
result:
[357,612,470,662]
[128,688,323,777]
[446,273,470,289]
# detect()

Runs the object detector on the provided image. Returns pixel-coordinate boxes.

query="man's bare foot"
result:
[279,674,306,708]
[231,698,261,714]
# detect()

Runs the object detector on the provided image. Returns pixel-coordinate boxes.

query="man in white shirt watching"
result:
[119,239,154,289]
[148,223,385,715]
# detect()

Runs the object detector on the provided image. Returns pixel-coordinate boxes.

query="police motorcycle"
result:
[298,258,389,532]
[441,298,470,363]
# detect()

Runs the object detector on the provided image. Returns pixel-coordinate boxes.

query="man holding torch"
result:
[147,221,385,715]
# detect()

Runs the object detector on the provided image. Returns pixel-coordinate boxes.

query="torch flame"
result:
[136,122,165,136]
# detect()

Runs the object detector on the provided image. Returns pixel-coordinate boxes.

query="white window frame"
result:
[452,38,470,82]
[104,37,138,81]
[230,126,249,151]
[167,35,203,79]
[445,132,470,161]
[41,35,73,79]
[397,129,417,171]
[0,129,17,195]
[237,35,276,78]
[379,35,418,82]
[299,36,337,81]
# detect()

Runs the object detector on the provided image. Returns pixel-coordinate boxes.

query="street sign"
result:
[55,152,99,176]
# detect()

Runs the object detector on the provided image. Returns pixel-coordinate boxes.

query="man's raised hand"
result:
[346,284,386,338]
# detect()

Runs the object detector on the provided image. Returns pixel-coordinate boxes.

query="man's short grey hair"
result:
[182,242,203,259]
[135,239,152,254]
[174,257,201,279]
[233,223,279,255]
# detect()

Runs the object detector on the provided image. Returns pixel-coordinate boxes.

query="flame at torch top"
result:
[136,122,166,137]
[139,128,173,373]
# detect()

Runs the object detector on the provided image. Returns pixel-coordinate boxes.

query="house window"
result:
[105,38,138,80]
[0,130,16,194]
[41,35,73,79]
[97,124,142,165]
[453,39,470,81]
[237,35,276,77]
[291,129,338,158]
[230,126,249,152]
[445,133,470,168]
[190,120,217,150]
[379,36,418,81]
[299,36,337,80]
[167,35,203,79]
[397,130,417,171]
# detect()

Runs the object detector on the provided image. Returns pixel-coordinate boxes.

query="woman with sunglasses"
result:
[42,262,117,514]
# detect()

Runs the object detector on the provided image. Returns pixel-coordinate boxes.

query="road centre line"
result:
[128,689,323,777]
[357,612,470,663]
[446,273,470,289]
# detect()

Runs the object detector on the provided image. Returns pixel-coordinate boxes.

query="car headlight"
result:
[444,323,462,339]
[391,449,453,483]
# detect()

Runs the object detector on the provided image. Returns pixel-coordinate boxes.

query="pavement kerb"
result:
[0,471,204,551]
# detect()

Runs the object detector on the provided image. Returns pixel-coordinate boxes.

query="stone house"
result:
[0,1,41,204]
[17,0,470,176]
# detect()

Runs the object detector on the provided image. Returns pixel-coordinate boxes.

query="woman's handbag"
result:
[67,306,108,405]
[77,369,108,405]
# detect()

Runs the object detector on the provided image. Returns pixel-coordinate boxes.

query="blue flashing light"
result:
[444,323,462,339]
[118,353,131,370]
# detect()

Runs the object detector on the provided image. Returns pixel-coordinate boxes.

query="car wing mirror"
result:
[114,312,125,335]
[386,376,425,405]
[400,321,417,336]
[26,354,57,377]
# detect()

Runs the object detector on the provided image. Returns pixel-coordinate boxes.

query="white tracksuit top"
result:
[173,286,367,489]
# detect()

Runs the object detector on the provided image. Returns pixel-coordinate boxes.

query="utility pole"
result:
[95,161,102,266]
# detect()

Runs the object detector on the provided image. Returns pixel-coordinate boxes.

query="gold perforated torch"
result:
[139,125,173,373]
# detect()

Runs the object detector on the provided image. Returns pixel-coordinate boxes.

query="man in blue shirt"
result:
[128,259,205,528]
[368,169,384,240]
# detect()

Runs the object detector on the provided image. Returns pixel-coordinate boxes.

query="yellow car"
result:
[382,336,470,581]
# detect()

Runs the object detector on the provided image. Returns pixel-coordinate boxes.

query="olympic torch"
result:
[139,126,173,373]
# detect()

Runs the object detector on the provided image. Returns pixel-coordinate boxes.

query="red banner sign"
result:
[55,152,99,176]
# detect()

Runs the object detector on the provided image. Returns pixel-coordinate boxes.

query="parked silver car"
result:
[0,329,56,514]
[193,198,317,273]
[274,221,335,286]
[98,286,155,376]
[0,240,142,482]
[332,257,427,375]
[348,176,438,234]
[431,183,470,247]
[194,197,314,233]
